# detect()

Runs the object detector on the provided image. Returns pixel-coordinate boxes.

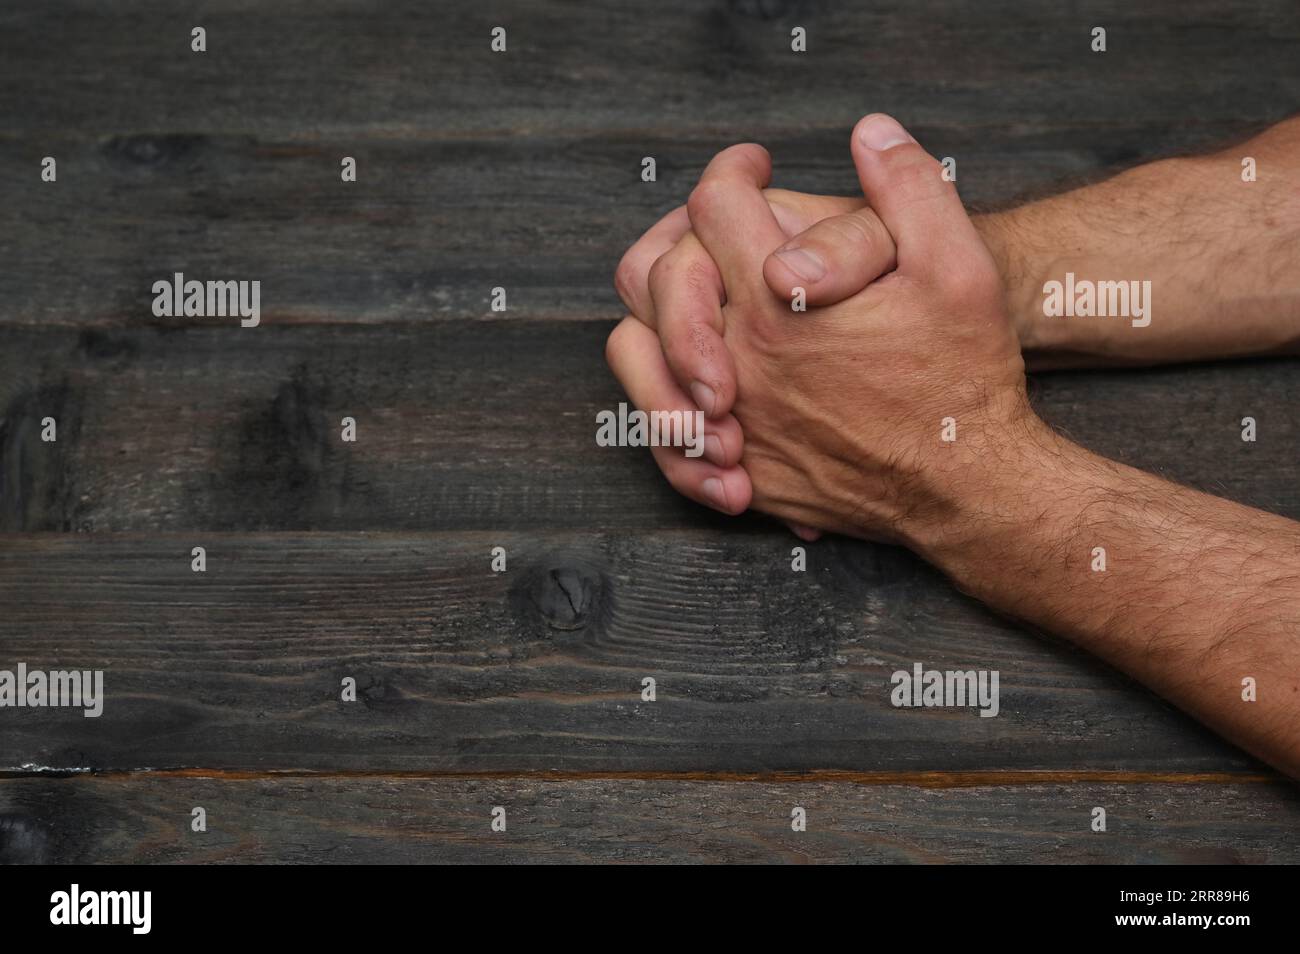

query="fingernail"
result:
[858,114,914,151]
[691,381,717,417]
[773,245,826,282]
[702,477,729,511]
[704,434,724,464]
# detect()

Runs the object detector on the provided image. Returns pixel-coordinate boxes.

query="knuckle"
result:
[682,257,716,302]
[669,317,722,385]
[650,246,719,317]
[672,319,717,369]
[820,211,881,255]
[646,251,674,291]
[613,255,641,305]
[604,318,631,368]
[686,179,728,223]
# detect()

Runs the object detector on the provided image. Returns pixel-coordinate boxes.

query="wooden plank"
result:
[3,1,1297,138]
[2,2,1297,326]
[0,531,1273,773]
[0,122,1281,328]
[1,773,1296,863]
[0,324,1295,532]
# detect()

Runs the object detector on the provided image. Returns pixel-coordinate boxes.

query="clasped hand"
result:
[607,113,1040,549]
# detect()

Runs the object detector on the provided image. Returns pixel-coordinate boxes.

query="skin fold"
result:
[606,113,1300,779]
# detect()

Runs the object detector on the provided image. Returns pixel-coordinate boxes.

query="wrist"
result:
[973,154,1237,367]
[898,412,1120,603]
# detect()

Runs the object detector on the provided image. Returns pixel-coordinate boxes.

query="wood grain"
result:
[4,0,1296,137]
[0,531,1275,774]
[2,0,1298,863]
[0,126,1217,327]
[1,0,1297,326]
[0,324,1295,533]
[2,773,1296,863]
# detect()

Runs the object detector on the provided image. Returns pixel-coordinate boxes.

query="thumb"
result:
[762,204,898,307]
[848,113,982,281]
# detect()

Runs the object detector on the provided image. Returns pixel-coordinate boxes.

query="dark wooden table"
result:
[2,0,1298,863]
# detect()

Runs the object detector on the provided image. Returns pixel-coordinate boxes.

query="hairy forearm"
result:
[974,117,1300,369]
[907,426,1300,778]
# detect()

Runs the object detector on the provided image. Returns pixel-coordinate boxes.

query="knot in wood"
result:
[102,133,204,167]
[532,564,601,632]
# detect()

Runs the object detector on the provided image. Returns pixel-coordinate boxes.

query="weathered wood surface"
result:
[2,0,1299,863]
[1,774,1296,864]
[5,0,1297,137]
[0,127,1216,327]
[0,531,1271,773]
[1,0,1298,326]
[1,324,1295,533]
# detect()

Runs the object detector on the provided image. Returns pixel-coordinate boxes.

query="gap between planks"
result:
[0,768,1281,788]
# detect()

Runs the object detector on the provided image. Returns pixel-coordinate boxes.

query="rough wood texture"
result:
[5,0,1297,136]
[0,123,1285,328]
[0,532,1269,774]
[1,1,1297,325]
[1,774,1296,864]
[0,128,1182,326]
[2,0,1298,863]
[1,324,1295,532]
